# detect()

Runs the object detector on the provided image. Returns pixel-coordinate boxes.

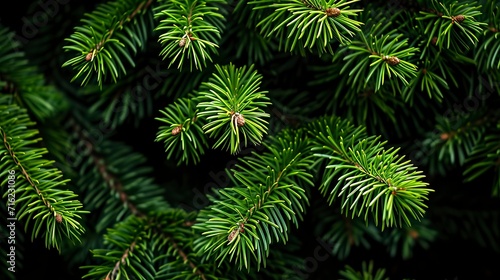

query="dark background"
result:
[1,0,500,279]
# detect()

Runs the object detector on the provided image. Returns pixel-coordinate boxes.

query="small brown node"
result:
[120,192,128,202]
[172,125,182,136]
[235,113,245,127]
[228,229,238,242]
[408,229,420,239]
[386,56,400,66]
[440,133,449,140]
[85,52,93,61]
[179,37,186,47]
[326,7,341,17]
[452,15,465,24]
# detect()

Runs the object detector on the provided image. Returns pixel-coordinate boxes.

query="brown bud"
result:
[440,133,449,140]
[235,113,245,127]
[85,52,93,61]
[386,56,400,66]
[172,125,182,135]
[120,192,127,202]
[408,229,420,239]
[56,214,63,223]
[326,7,341,17]
[228,229,238,242]
[431,37,438,45]
[453,15,465,23]
[179,37,186,47]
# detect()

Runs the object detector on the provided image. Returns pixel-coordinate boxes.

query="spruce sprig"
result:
[251,0,363,55]
[156,97,208,165]
[309,116,433,229]
[339,21,419,92]
[196,63,271,154]
[154,0,226,71]
[62,0,154,87]
[416,0,487,52]
[193,129,314,271]
[0,104,87,252]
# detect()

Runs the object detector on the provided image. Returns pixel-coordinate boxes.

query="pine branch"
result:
[336,17,419,93]
[250,0,364,55]
[82,214,157,280]
[416,0,487,52]
[196,63,271,154]
[67,116,169,232]
[309,116,433,229]
[154,0,227,71]
[83,210,225,280]
[193,128,314,271]
[0,104,86,252]
[156,97,209,165]
[62,0,155,87]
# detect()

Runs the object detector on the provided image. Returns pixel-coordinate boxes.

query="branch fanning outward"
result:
[337,19,419,93]
[155,97,209,165]
[416,0,487,52]
[309,116,434,229]
[154,0,226,71]
[82,210,222,280]
[62,0,155,87]
[0,104,86,252]
[193,129,314,271]
[196,63,271,154]
[250,0,364,55]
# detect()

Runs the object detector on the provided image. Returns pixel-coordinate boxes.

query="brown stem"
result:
[169,237,207,280]
[109,241,138,280]
[70,119,144,218]
[2,129,57,217]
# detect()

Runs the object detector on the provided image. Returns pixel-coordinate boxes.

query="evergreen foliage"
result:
[1,0,500,279]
